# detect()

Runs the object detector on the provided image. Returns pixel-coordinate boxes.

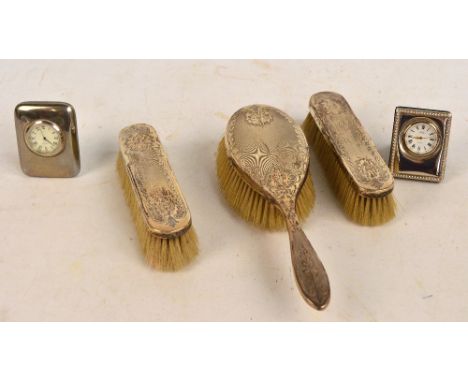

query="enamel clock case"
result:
[389,106,451,183]
[15,101,81,177]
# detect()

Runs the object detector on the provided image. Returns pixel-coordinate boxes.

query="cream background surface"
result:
[0,60,467,321]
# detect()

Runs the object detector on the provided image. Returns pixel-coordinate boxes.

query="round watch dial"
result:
[25,120,64,157]
[405,122,439,155]
[400,117,442,162]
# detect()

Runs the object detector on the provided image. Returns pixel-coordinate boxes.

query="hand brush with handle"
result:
[216,105,330,310]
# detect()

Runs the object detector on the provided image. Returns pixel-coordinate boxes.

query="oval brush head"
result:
[303,92,396,226]
[117,124,198,271]
[216,138,315,230]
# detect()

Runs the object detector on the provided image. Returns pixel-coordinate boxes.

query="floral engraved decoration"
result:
[227,105,309,212]
[124,125,158,152]
[121,124,189,230]
[245,107,273,127]
[310,93,393,193]
[144,186,186,227]
[353,157,390,188]
[267,167,299,198]
[238,142,307,206]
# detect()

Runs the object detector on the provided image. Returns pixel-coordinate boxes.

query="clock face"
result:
[403,120,440,157]
[25,120,64,157]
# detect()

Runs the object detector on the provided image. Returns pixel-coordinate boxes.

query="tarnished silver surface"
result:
[119,124,191,237]
[308,92,394,197]
[14,101,81,177]
[225,105,330,310]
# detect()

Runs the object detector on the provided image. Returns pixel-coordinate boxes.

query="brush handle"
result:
[286,220,330,310]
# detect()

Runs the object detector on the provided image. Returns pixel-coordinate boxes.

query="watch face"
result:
[400,117,441,160]
[403,120,440,156]
[25,120,64,157]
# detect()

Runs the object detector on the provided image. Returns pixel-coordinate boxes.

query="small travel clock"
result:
[15,102,81,177]
[389,106,451,183]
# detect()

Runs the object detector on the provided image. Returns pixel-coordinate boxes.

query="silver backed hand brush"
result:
[216,105,330,310]
[303,92,396,226]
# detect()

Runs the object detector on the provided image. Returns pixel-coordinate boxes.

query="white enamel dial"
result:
[25,120,63,157]
[404,121,439,156]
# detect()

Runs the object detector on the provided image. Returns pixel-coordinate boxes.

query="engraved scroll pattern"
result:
[291,227,330,309]
[314,97,391,190]
[121,124,187,228]
[226,106,330,310]
[227,106,309,212]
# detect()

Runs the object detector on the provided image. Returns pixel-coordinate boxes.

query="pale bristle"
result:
[302,113,396,226]
[216,139,315,230]
[117,153,198,271]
